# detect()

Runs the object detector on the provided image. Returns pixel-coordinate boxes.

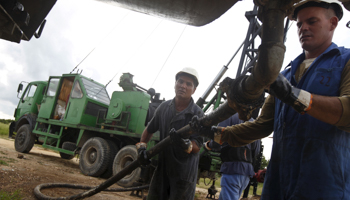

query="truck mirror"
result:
[17,83,23,93]
[17,83,23,99]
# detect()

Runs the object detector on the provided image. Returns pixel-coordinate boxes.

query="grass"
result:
[0,159,8,166]
[0,122,9,137]
[0,155,17,166]
[197,177,221,189]
[0,156,17,163]
[0,190,23,200]
[253,183,264,196]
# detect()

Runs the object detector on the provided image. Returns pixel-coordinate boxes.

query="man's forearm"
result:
[191,141,200,153]
[140,128,153,143]
[307,94,342,125]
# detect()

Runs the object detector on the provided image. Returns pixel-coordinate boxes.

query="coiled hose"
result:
[34,183,149,200]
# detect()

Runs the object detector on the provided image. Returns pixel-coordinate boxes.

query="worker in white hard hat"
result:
[136,67,204,200]
[197,0,350,199]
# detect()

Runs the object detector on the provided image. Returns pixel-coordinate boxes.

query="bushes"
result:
[0,119,14,124]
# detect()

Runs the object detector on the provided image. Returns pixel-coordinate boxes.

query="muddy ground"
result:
[0,138,214,200]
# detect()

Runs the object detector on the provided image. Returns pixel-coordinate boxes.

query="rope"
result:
[150,25,187,88]
[105,19,164,87]
[70,11,130,74]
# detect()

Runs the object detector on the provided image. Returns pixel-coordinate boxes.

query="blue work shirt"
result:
[209,113,261,178]
[262,43,350,199]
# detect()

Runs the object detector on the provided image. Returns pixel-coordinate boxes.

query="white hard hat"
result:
[176,67,199,87]
[289,0,343,21]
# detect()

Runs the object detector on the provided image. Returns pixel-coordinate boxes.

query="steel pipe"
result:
[238,0,286,103]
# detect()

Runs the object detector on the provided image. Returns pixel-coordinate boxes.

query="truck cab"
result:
[9,81,47,138]
[38,74,110,126]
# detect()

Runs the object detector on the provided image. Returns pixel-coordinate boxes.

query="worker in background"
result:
[136,67,204,200]
[204,113,261,200]
[198,0,350,199]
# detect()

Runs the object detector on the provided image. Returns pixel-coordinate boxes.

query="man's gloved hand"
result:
[268,73,313,114]
[136,142,151,166]
[169,128,193,154]
[210,126,225,145]
[189,116,225,144]
[189,115,213,139]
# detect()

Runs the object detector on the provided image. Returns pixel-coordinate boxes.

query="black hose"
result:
[34,183,149,200]
[34,159,143,200]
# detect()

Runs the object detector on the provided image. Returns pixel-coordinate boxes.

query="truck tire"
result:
[101,140,119,178]
[113,145,141,187]
[60,142,76,160]
[79,137,111,177]
[15,124,35,153]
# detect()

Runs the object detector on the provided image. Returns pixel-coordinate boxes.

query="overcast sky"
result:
[0,0,349,159]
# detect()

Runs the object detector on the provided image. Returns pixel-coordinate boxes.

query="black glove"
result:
[169,128,193,154]
[189,115,221,140]
[137,147,151,166]
[268,73,312,114]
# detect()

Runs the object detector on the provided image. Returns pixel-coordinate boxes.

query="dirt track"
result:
[0,138,211,200]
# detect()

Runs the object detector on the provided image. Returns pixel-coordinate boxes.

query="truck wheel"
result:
[15,124,35,153]
[113,145,141,187]
[79,137,110,177]
[60,142,76,160]
[101,140,119,178]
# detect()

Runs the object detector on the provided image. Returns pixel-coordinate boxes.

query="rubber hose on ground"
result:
[34,183,149,200]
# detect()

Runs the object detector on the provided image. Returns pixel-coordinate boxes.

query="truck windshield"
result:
[27,85,37,97]
[81,78,110,105]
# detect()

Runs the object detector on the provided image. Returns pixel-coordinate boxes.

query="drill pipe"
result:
[34,101,236,200]
[235,0,286,112]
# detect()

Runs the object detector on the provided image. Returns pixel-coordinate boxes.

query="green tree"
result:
[260,155,269,169]
[0,119,14,124]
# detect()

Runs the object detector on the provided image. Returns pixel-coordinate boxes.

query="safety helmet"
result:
[175,67,199,87]
[289,0,343,21]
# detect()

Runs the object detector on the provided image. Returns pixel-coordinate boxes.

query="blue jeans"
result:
[219,174,250,200]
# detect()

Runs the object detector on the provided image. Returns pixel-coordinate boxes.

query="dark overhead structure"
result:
[0,0,56,43]
[98,0,241,26]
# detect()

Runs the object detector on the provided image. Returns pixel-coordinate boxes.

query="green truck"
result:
[9,72,221,188]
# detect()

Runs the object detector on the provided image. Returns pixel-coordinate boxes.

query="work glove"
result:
[136,142,151,166]
[189,116,225,145]
[268,73,313,114]
[169,128,193,154]
[189,115,213,138]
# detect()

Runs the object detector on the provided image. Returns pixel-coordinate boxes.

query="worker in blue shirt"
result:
[204,113,261,200]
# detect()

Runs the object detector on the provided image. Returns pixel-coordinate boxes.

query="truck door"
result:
[38,77,60,119]
[63,79,84,124]
[16,84,38,117]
